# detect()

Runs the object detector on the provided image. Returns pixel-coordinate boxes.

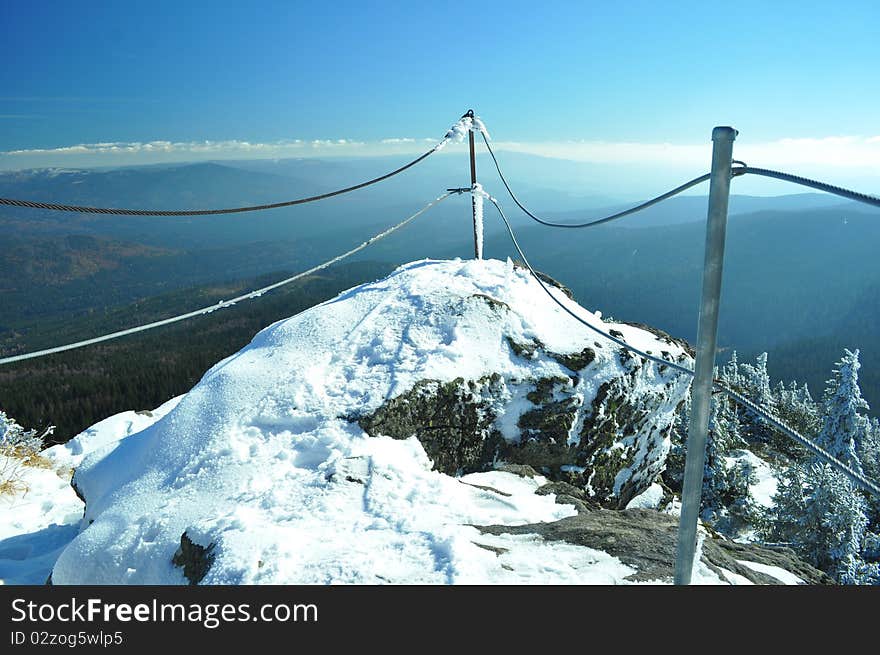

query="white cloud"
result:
[2,134,878,183]
[491,135,880,171]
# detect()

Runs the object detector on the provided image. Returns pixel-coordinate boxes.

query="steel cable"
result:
[0,192,453,365]
[0,117,471,216]
[480,131,711,228]
[739,166,880,208]
[485,191,880,497]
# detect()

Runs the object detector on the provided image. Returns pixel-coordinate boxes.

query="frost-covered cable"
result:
[480,131,711,228]
[487,191,880,498]
[739,167,880,208]
[0,192,453,365]
[0,115,476,216]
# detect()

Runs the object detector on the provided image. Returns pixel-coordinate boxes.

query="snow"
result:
[0,458,81,585]
[3,258,800,585]
[0,398,180,585]
[436,114,489,151]
[472,115,490,140]
[44,396,182,470]
[717,568,756,585]
[625,482,664,510]
[737,560,804,585]
[663,497,683,517]
[43,258,702,585]
[727,449,778,508]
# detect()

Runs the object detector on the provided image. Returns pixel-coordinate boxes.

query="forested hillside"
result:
[0,261,393,444]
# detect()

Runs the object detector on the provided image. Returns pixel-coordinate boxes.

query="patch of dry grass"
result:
[0,446,46,498]
[0,476,28,497]
[0,444,51,468]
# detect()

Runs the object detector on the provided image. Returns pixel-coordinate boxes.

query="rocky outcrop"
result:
[355,339,691,508]
[355,376,506,476]
[620,321,696,357]
[477,508,831,584]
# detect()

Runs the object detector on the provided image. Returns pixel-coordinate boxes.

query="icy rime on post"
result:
[441,110,490,260]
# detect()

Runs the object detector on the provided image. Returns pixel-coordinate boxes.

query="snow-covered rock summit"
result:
[52,258,696,584]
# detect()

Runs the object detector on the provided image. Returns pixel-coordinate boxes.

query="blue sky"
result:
[1,1,877,192]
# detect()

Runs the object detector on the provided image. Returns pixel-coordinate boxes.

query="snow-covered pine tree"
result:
[770,350,873,582]
[772,380,819,459]
[662,393,691,493]
[724,439,762,531]
[0,410,50,458]
[701,395,728,522]
[802,463,869,582]
[817,349,869,474]
[859,417,880,540]
[765,462,808,546]
[739,353,777,444]
[863,417,880,484]
[701,384,759,533]
[773,380,787,407]
[795,382,821,436]
[722,350,740,388]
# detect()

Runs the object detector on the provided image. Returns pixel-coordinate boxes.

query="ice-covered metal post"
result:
[674,126,737,585]
[466,109,481,259]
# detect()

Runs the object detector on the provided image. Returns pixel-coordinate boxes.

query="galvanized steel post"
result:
[674,126,737,585]
[465,109,481,259]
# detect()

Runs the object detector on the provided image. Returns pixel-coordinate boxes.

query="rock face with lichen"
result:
[355,328,692,508]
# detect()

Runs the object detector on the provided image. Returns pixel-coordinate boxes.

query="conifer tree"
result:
[740,353,776,443]
[801,463,868,581]
[770,350,872,582]
[817,349,868,473]
[765,463,807,546]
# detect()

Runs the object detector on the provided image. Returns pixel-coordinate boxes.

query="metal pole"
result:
[466,109,480,259]
[674,126,737,585]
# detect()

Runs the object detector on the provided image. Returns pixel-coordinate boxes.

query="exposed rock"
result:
[356,376,505,476]
[554,495,593,514]
[620,321,695,357]
[519,396,580,443]
[494,463,539,478]
[472,542,509,556]
[459,480,512,497]
[172,532,215,585]
[48,259,700,585]
[71,479,86,505]
[711,540,833,585]
[578,376,672,508]
[511,261,575,300]
[550,348,596,372]
[356,335,689,507]
[477,509,829,584]
[505,336,546,360]
[468,293,511,313]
